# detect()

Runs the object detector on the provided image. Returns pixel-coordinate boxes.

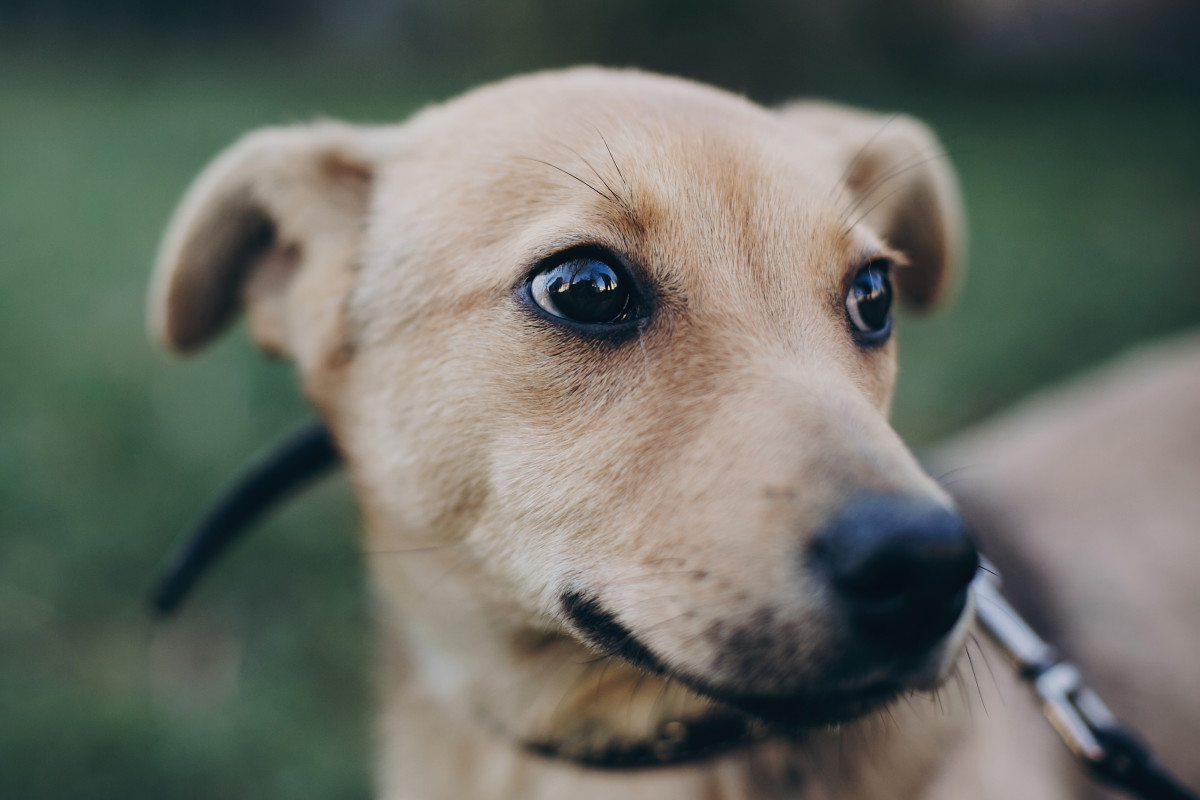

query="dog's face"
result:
[151,69,973,744]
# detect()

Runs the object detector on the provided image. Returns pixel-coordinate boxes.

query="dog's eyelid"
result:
[854,248,908,272]
[526,240,643,280]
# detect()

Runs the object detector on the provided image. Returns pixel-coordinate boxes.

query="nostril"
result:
[810,493,978,648]
[837,554,916,603]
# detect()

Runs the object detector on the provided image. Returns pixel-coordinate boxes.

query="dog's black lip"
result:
[561,590,908,730]
[561,590,665,671]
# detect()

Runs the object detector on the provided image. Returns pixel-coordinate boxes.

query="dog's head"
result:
[150,69,973,751]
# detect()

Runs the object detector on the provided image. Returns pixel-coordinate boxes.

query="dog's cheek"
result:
[331,338,496,546]
[866,341,899,413]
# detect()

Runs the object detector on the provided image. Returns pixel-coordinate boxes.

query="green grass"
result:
[0,51,1196,798]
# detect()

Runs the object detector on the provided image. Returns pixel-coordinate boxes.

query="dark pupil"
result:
[545,259,629,323]
[853,264,892,331]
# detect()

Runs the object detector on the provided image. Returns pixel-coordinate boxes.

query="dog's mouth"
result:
[561,590,949,734]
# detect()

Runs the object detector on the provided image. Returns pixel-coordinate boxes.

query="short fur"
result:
[149,68,1196,799]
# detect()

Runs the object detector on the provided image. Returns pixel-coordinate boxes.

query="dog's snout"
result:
[810,495,978,649]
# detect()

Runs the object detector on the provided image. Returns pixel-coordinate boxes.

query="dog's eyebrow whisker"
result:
[564,144,622,206]
[836,145,936,224]
[518,156,613,203]
[837,145,955,225]
[828,111,902,203]
[596,127,628,190]
[840,182,916,240]
[837,148,955,236]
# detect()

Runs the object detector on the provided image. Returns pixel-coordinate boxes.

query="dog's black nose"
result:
[810,494,978,649]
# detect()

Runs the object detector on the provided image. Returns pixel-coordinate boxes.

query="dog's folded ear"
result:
[149,122,374,364]
[779,104,965,309]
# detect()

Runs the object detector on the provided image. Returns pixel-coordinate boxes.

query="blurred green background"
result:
[1,1,1197,797]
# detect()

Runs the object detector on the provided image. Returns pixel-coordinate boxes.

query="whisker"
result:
[933,464,977,484]
[840,182,912,239]
[837,147,950,227]
[362,541,461,557]
[564,145,620,204]
[829,112,900,203]
[952,662,973,722]
[593,656,615,702]
[968,632,1005,704]
[596,127,627,189]
[625,668,651,728]
[964,643,988,715]
[519,156,612,202]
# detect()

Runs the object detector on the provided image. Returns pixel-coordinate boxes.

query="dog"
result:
[147,68,1195,799]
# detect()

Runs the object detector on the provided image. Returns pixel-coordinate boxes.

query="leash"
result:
[148,423,1198,797]
[149,421,339,616]
[973,558,1199,800]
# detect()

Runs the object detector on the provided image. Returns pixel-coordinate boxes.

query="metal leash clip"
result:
[972,557,1198,800]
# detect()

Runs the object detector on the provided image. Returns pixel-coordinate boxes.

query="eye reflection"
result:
[846,261,893,340]
[531,257,633,324]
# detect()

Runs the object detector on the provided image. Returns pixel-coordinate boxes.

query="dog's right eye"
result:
[529,257,636,325]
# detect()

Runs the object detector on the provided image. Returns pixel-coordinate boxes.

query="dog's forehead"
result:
[357,70,883,337]
[390,68,854,221]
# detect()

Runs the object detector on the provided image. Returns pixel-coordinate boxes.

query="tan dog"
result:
[147,68,1179,799]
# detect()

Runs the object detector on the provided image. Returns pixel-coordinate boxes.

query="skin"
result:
[147,68,1126,799]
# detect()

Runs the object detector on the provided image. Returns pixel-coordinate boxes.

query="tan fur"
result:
[148,68,1192,799]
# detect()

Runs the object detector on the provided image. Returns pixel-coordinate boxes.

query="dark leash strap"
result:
[149,420,340,616]
[1090,726,1200,800]
[974,559,1199,800]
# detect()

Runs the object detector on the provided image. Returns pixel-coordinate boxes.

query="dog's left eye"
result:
[845,260,893,342]
[530,257,635,325]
